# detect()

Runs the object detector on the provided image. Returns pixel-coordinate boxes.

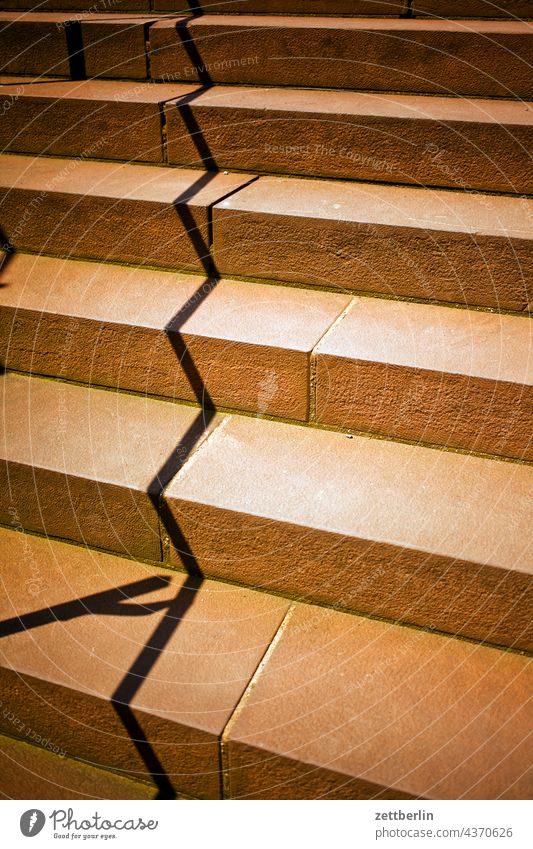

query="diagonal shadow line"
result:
[109,147,223,794]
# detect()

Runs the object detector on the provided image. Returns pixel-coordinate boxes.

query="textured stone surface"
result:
[165,414,533,650]
[150,16,533,97]
[0,527,289,798]
[166,86,533,194]
[155,1,407,12]
[0,253,348,420]
[226,605,533,799]
[0,734,157,800]
[0,77,198,162]
[0,1,150,9]
[0,13,72,76]
[0,154,253,270]
[314,297,533,459]
[0,372,222,558]
[213,176,533,310]
[80,15,160,80]
[413,1,533,17]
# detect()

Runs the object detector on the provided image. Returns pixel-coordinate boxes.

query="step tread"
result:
[0,74,199,103]
[164,83,533,125]
[226,603,533,799]
[0,526,290,798]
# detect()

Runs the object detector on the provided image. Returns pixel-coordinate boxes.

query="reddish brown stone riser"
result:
[0,528,531,800]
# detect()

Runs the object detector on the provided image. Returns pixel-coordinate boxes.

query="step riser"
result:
[151,22,533,97]
[166,103,533,194]
[4,83,531,195]
[0,96,165,163]
[1,2,531,17]
[0,732,160,800]
[314,358,533,461]
[165,499,533,652]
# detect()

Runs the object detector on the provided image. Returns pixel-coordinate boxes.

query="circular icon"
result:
[20,810,46,837]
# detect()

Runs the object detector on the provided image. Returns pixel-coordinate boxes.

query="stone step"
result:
[1,372,530,649]
[2,254,531,458]
[0,153,253,271]
[213,175,533,311]
[225,602,533,799]
[164,412,533,651]
[0,527,530,800]
[4,78,531,194]
[150,16,533,97]
[313,296,533,460]
[0,13,160,79]
[0,253,348,421]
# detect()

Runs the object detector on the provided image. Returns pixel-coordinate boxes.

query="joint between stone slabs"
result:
[219,603,297,799]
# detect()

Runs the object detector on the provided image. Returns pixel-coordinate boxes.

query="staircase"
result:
[0,0,532,801]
